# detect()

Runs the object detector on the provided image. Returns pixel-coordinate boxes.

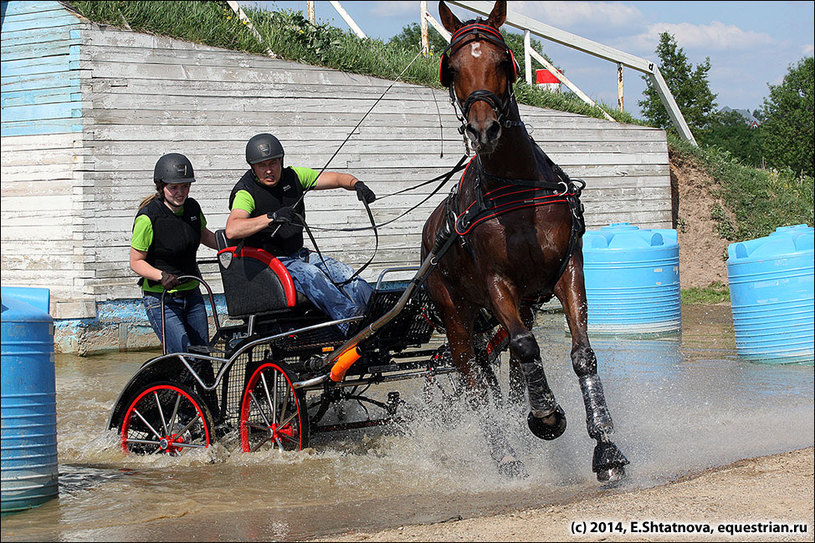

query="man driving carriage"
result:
[224,133,377,334]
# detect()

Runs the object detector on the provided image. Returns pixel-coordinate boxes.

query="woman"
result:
[130,153,217,353]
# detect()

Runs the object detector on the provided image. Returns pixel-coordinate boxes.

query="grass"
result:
[680,281,731,305]
[668,134,814,242]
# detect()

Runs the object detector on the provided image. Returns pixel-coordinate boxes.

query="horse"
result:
[421,0,628,482]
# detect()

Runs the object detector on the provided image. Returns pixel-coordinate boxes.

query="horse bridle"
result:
[439,23,524,133]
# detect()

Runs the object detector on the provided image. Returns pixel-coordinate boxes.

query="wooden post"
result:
[420,1,429,55]
[524,30,532,85]
[617,62,624,112]
[307,1,315,23]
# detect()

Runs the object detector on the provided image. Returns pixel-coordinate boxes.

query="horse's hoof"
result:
[527,406,567,440]
[596,465,626,485]
[592,440,629,483]
[498,457,528,479]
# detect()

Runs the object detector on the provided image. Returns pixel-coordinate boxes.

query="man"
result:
[225,133,376,334]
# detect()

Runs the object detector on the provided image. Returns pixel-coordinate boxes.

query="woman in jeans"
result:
[130,153,217,353]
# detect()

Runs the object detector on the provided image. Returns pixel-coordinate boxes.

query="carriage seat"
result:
[215,229,309,319]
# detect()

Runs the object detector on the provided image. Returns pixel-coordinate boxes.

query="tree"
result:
[759,56,814,178]
[388,22,448,54]
[698,109,763,168]
[639,33,717,134]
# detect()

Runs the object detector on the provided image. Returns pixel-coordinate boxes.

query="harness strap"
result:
[445,157,588,292]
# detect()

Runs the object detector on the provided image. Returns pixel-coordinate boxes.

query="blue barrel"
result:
[583,223,681,334]
[727,224,814,363]
[1,287,59,513]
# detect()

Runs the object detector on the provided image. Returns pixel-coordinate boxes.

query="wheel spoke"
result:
[278,386,290,427]
[133,408,163,440]
[175,413,201,437]
[260,371,277,425]
[171,441,207,449]
[245,421,271,432]
[125,438,161,446]
[251,433,273,452]
[168,393,182,435]
[278,411,298,430]
[154,391,170,437]
[278,433,298,445]
[249,391,273,427]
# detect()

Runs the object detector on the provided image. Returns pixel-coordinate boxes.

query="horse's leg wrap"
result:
[578,374,613,439]
[510,332,567,440]
[511,332,557,416]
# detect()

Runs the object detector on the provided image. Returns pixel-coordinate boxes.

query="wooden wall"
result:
[0,0,95,318]
[1,3,670,321]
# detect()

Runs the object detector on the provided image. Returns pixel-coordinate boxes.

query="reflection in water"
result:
[2,305,812,541]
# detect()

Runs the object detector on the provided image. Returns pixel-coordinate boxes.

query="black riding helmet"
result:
[246,133,284,165]
[153,153,196,184]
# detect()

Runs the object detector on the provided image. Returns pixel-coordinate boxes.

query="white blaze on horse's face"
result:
[470,42,482,58]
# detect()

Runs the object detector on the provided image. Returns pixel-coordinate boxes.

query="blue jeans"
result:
[279,248,373,334]
[143,290,210,354]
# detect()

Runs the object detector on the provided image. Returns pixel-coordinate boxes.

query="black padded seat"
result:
[215,230,312,319]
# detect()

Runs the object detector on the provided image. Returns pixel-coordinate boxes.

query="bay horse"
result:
[421,0,628,482]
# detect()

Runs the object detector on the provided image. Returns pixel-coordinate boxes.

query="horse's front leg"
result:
[488,282,567,441]
[555,251,629,483]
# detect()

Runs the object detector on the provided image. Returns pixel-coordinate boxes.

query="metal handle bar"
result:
[159,274,221,356]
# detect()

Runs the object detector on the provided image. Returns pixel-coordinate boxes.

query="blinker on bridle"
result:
[439,23,524,134]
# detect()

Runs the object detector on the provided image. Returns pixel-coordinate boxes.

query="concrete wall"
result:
[1,1,670,354]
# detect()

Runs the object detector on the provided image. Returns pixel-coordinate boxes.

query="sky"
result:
[243,1,815,119]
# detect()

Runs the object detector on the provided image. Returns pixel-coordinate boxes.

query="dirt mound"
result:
[670,150,731,289]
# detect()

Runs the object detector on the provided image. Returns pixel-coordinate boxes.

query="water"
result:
[1,304,812,541]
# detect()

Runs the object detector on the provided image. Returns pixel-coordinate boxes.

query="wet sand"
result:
[317,447,814,542]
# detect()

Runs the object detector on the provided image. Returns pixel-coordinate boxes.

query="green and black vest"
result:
[229,168,306,256]
[136,197,202,287]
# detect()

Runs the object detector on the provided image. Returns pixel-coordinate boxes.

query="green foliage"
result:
[680,281,730,304]
[69,1,266,54]
[669,133,814,242]
[759,57,814,178]
[389,22,449,55]
[639,33,718,134]
[697,110,763,168]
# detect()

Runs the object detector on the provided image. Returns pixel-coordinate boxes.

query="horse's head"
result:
[439,0,518,155]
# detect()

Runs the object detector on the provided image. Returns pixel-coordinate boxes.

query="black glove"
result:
[266,207,301,239]
[354,181,376,204]
[267,206,296,224]
[160,270,180,290]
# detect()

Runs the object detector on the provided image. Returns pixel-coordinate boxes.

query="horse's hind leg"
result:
[439,301,526,478]
[555,254,629,483]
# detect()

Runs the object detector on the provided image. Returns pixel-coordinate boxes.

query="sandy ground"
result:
[317,447,814,542]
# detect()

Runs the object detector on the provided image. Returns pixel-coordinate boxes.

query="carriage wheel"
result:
[240,362,309,452]
[120,382,214,455]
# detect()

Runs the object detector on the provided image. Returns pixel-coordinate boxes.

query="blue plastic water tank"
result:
[1,287,59,513]
[583,223,681,334]
[727,224,814,363]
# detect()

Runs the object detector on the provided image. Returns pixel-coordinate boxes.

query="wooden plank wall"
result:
[0,1,95,318]
[2,8,670,319]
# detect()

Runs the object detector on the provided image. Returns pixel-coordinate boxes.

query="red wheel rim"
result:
[121,384,211,454]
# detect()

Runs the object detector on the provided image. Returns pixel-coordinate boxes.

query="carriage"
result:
[106,230,507,455]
